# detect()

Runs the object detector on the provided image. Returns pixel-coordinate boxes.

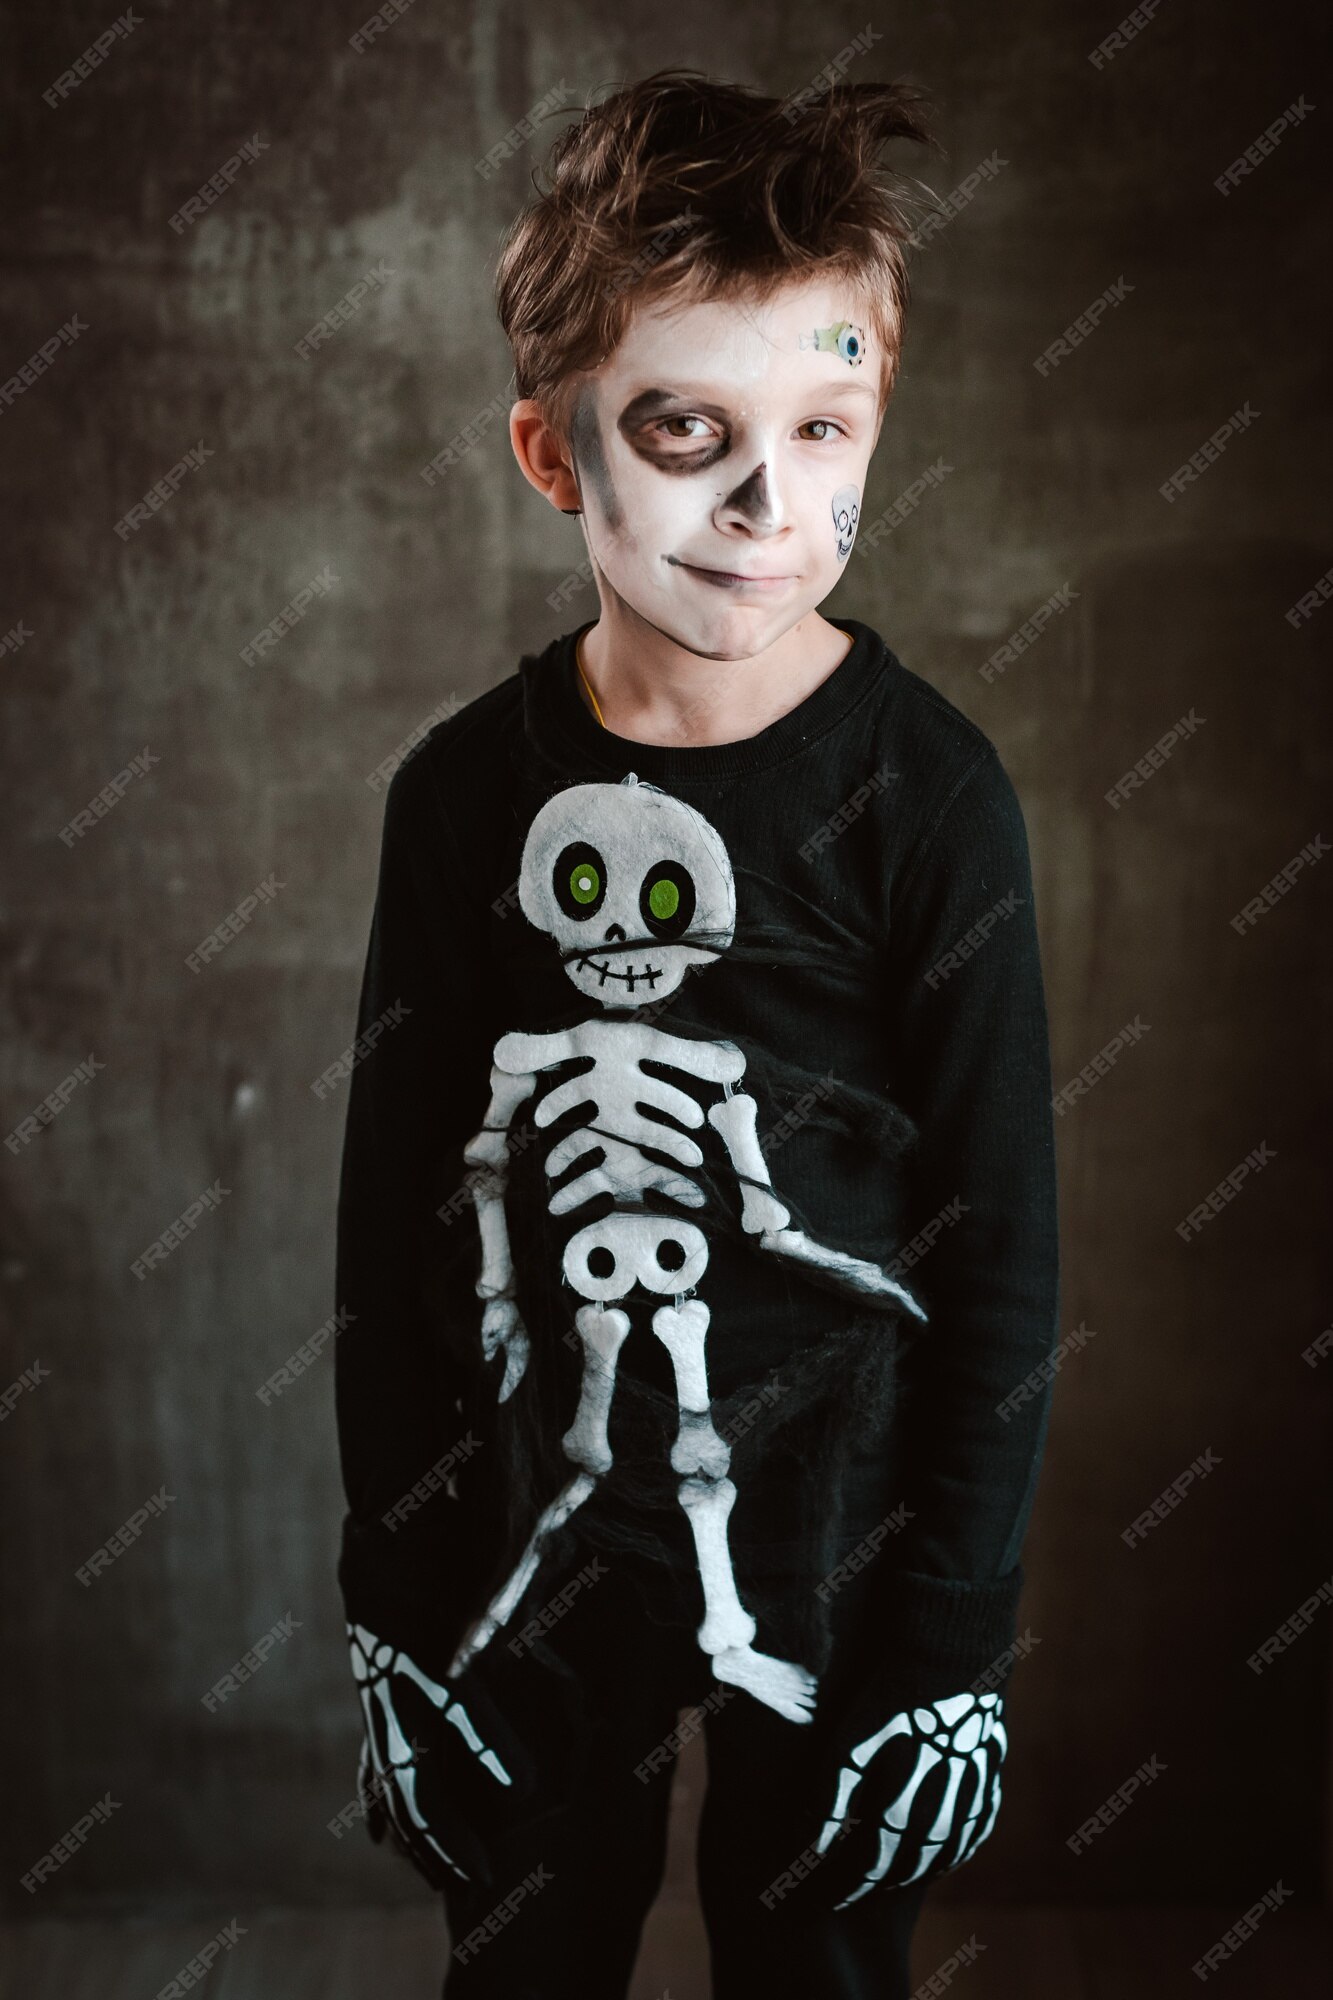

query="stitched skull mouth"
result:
[577,954,665,991]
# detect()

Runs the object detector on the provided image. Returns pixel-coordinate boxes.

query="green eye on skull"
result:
[646,876,678,921]
[554,841,608,920]
[570,861,601,905]
[551,839,696,941]
[640,859,695,940]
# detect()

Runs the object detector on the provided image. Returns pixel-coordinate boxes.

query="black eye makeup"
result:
[618,390,857,472]
[618,393,729,471]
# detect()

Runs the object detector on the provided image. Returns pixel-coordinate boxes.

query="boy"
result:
[335,71,1059,2000]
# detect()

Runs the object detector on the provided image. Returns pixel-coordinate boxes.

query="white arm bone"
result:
[463,1061,538,1401]
[706,1088,927,1321]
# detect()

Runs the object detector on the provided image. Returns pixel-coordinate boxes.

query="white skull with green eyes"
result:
[517,774,737,1007]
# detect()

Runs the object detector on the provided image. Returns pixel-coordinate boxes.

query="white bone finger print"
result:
[815,1690,1007,1904]
[449,774,927,1724]
[347,1621,513,1884]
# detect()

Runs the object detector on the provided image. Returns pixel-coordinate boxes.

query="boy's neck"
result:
[574,609,855,748]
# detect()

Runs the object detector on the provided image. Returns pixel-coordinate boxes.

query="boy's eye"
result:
[648,415,846,446]
[654,415,715,440]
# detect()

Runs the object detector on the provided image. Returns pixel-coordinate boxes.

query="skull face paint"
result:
[558,277,883,660]
[722,459,781,531]
[568,384,623,530]
[831,484,860,562]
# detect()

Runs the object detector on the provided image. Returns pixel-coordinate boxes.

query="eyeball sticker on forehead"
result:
[798,321,866,367]
[831,484,860,562]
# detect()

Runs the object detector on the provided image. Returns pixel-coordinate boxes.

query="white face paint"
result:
[563,276,880,660]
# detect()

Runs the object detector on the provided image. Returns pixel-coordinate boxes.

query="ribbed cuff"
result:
[337,1510,480,1676]
[890,1564,1026,1696]
[818,1564,1026,1744]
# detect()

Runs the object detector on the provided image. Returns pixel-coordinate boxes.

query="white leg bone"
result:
[677,1475,818,1726]
[651,1300,731,1478]
[677,1477,754,1653]
[563,1305,631,1473]
[447,1471,597,1677]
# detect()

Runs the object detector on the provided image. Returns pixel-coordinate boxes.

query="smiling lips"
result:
[673,558,795,592]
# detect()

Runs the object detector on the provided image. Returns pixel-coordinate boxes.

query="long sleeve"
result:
[333,746,492,1672]
[861,742,1061,1710]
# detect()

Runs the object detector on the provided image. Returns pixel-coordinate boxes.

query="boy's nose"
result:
[719,460,784,533]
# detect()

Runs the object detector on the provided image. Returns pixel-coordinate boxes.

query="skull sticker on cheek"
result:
[831,484,860,563]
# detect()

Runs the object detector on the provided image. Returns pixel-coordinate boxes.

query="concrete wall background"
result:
[2,0,1328,1919]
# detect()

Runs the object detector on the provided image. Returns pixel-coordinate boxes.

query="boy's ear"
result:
[509,399,583,515]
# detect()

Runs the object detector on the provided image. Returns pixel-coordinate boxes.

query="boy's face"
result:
[557,276,884,659]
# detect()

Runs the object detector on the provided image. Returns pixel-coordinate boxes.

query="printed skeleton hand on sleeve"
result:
[347,1621,522,1892]
[810,1688,1007,1906]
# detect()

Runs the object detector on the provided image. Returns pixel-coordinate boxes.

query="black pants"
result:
[435,1528,930,2000]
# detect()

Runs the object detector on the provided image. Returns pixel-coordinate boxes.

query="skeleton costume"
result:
[334,618,1059,1994]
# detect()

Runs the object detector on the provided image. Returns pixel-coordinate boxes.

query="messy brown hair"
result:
[494,68,937,444]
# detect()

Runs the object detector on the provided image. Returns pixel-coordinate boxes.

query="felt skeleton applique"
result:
[445,773,927,1726]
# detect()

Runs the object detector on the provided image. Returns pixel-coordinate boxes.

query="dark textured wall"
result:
[3,0,1328,1923]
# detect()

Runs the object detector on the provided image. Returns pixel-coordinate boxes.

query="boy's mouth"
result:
[670,558,796,594]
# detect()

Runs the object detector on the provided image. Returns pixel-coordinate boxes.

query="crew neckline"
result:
[524,616,894,783]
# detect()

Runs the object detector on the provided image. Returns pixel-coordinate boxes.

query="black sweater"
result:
[334,616,1060,1720]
